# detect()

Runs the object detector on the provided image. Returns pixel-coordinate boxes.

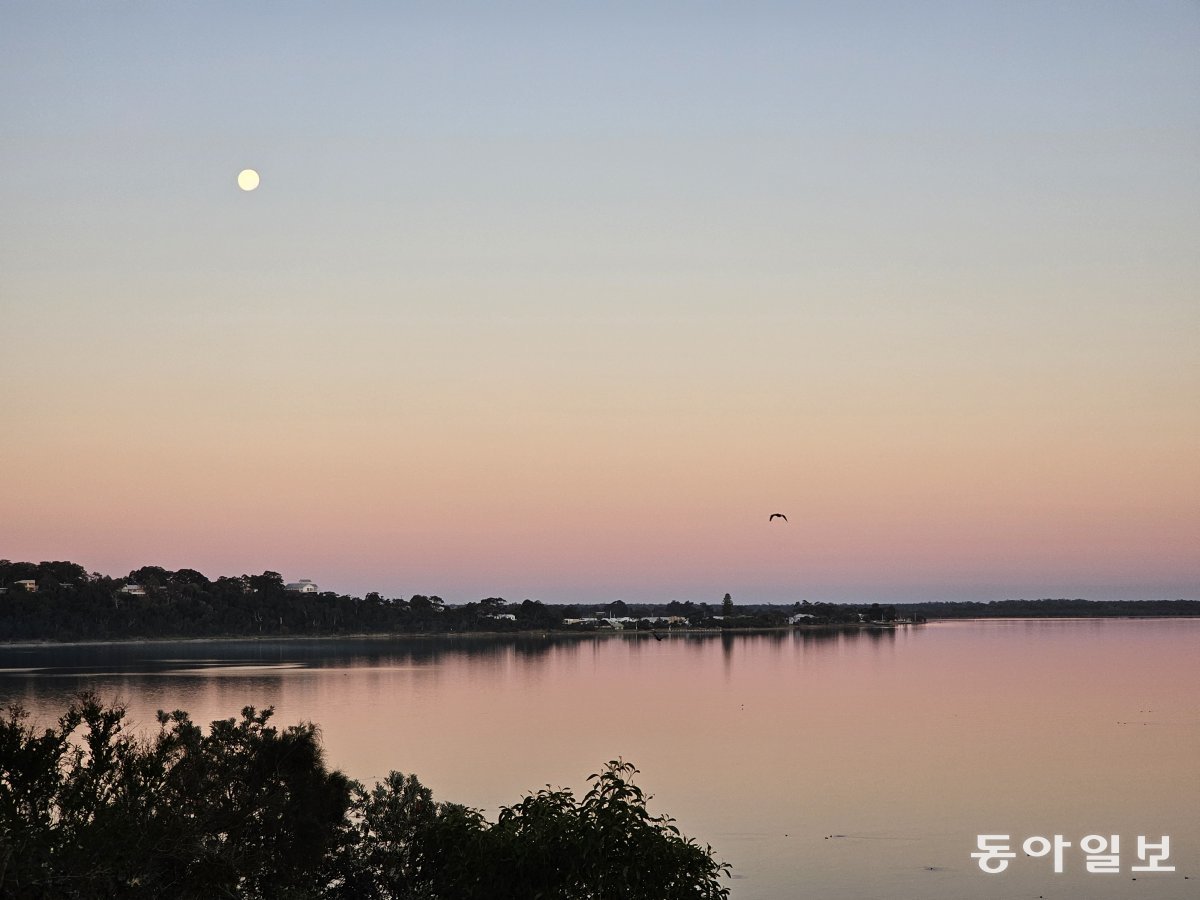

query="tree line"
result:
[0,560,809,641]
[0,694,728,899]
[0,561,563,641]
[3,559,1193,643]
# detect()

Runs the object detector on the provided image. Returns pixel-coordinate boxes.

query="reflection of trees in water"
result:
[0,631,902,684]
[791,626,898,648]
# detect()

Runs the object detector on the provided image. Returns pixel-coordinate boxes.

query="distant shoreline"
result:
[4,563,1196,644]
[5,615,1200,650]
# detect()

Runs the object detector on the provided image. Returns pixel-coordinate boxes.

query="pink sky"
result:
[2,4,1197,603]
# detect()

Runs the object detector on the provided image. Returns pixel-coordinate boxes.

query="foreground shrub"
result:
[0,695,350,898]
[1,695,728,900]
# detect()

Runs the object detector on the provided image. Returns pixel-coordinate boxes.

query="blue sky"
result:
[2,2,1197,602]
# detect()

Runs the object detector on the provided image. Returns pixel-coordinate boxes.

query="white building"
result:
[286,579,319,594]
[120,584,147,596]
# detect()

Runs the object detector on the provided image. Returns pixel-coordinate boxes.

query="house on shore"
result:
[286,579,319,594]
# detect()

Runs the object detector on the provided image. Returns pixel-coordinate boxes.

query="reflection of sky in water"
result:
[1,622,1197,900]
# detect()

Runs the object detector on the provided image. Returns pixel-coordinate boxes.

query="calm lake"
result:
[2,619,1197,899]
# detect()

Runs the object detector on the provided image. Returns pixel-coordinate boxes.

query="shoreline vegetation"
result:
[2,559,1196,645]
[0,694,730,899]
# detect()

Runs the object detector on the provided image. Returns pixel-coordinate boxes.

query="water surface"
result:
[2,620,1197,899]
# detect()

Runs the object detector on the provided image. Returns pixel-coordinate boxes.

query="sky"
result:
[2,2,1197,604]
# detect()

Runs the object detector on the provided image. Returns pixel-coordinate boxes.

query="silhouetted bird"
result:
[769,513,788,522]
[651,631,664,641]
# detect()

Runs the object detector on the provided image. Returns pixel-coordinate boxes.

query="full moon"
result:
[237,169,260,191]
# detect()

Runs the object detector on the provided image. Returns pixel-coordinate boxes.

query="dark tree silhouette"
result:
[1,697,730,900]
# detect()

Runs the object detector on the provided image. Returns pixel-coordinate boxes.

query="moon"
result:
[237,169,260,191]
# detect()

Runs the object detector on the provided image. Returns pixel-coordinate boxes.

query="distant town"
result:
[1,559,1197,643]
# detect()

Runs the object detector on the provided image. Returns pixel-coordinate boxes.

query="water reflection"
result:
[1,622,1196,900]
[0,628,904,680]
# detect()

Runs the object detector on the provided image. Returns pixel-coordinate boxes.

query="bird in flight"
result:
[769,513,788,522]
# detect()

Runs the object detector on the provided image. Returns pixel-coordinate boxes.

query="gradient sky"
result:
[2,2,1197,604]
